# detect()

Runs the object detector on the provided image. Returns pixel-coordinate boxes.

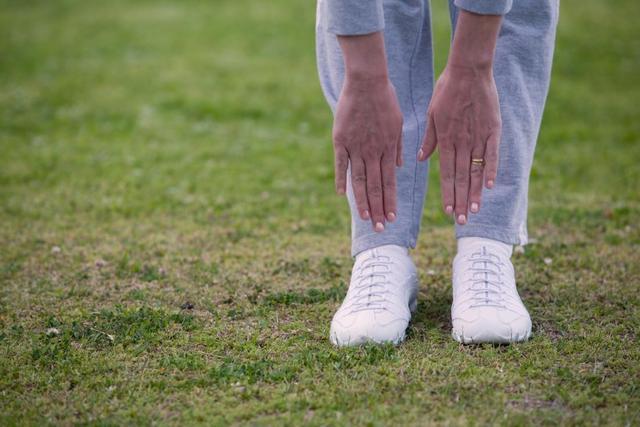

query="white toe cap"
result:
[452,308,531,344]
[330,313,409,347]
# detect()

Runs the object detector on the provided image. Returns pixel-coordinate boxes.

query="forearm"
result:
[448,10,502,71]
[338,32,389,83]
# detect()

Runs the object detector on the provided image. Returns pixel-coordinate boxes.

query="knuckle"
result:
[383,181,395,191]
[470,165,484,176]
[455,174,469,185]
[355,192,367,202]
[354,193,367,204]
[440,145,455,155]
[362,151,378,162]
[352,173,366,184]
[442,171,455,181]
[383,141,396,153]
[332,133,348,146]
[368,184,382,197]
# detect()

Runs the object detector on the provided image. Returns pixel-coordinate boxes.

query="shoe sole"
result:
[330,329,407,347]
[451,326,531,344]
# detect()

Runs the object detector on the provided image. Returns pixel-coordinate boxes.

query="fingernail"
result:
[418,149,424,160]
[387,212,396,222]
[457,214,466,224]
[375,222,385,232]
[470,202,479,213]
[445,205,453,215]
[363,210,370,220]
[487,180,494,188]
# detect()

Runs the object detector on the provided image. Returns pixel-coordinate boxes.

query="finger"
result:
[418,112,437,161]
[334,145,348,195]
[396,128,403,167]
[381,151,397,222]
[469,139,487,214]
[439,143,455,216]
[468,163,484,214]
[485,129,501,188]
[350,157,370,220]
[365,156,385,232]
[454,148,470,225]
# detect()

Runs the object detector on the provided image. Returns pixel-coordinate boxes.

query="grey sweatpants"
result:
[316,0,559,256]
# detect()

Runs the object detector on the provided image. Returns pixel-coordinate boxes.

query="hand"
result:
[418,65,501,224]
[332,32,403,232]
[333,76,403,232]
[418,10,503,225]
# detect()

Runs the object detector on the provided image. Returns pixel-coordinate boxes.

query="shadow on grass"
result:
[411,283,452,336]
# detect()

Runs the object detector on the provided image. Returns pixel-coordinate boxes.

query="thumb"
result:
[418,113,437,161]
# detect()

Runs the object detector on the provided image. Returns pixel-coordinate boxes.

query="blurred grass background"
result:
[1,0,639,425]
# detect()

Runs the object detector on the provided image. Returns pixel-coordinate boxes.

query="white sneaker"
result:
[330,244,418,347]
[451,237,532,344]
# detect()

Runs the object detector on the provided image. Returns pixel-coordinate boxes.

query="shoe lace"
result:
[349,253,393,313]
[463,246,507,308]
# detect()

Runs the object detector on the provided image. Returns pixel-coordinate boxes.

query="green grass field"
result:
[1,0,639,425]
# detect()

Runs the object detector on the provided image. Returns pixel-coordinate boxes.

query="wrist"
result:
[445,61,493,80]
[447,51,494,72]
[447,10,501,74]
[344,69,389,88]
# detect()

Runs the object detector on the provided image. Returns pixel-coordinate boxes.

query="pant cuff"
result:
[455,223,528,246]
[351,232,416,258]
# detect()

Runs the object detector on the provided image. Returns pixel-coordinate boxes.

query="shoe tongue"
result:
[457,237,513,258]
[375,244,408,257]
[357,244,408,262]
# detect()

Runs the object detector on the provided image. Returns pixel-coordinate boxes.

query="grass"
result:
[0,0,639,425]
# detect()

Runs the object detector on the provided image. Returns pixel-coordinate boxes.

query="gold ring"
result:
[471,158,485,166]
